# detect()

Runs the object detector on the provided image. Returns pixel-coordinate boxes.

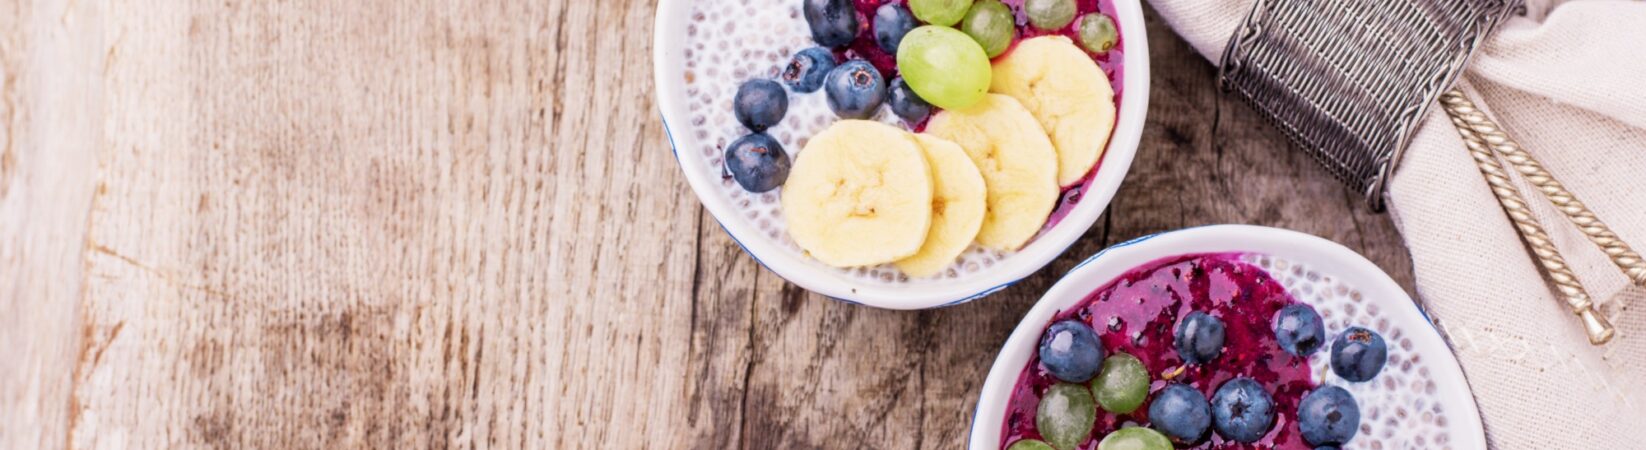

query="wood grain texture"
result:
[0,1,1414,449]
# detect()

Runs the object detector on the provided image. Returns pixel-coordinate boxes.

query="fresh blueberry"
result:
[1273,304,1326,357]
[1210,377,1276,443]
[1037,319,1105,383]
[873,3,917,54]
[802,0,859,48]
[782,47,837,93]
[1148,383,1211,444]
[887,78,932,124]
[1330,326,1387,382]
[1173,311,1225,365]
[724,133,791,192]
[1298,386,1360,447]
[734,79,788,132]
[823,60,886,120]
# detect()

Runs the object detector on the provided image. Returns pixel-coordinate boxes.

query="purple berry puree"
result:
[1001,254,1317,450]
[842,0,1126,233]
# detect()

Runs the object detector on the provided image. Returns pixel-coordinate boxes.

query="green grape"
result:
[1097,427,1172,450]
[961,0,1015,58]
[1024,0,1077,31]
[908,0,974,27]
[1093,353,1149,414]
[1077,13,1118,54]
[1036,383,1097,450]
[1007,439,1056,450]
[896,26,992,110]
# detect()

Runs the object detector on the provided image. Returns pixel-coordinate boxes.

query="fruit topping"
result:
[1148,383,1211,445]
[1093,353,1148,414]
[908,0,973,27]
[1077,13,1118,55]
[1037,320,1105,383]
[1024,0,1077,31]
[1173,311,1226,365]
[873,3,917,54]
[733,79,788,132]
[1273,304,1326,357]
[1211,377,1277,443]
[894,134,987,278]
[924,94,1059,251]
[1330,326,1387,382]
[1006,440,1055,450]
[724,133,792,193]
[961,0,1015,58]
[802,0,859,48]
[781,120,933,267]
[1096,427,1172,450]
[782,47,838,93]
[823,60,887,120]
[1298,386,1360,447]
[887,77,933,124]
[990,36,1116,186]
[897,25,992,110]
[1036,383,1097,450]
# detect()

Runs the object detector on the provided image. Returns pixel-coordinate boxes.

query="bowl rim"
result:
[652,0,1152,309]
[966,224,1487,449]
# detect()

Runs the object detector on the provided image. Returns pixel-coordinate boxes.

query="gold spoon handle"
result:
[1438,89,1615,345]
[1444,98,1646,287]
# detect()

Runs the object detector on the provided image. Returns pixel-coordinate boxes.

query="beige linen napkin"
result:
[1146,0,1646,447]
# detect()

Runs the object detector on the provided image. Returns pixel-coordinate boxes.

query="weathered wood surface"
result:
[0,1,1412,448]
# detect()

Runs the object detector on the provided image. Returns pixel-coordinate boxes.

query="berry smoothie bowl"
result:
[971,226,1486,449]
[653,0,1150,308]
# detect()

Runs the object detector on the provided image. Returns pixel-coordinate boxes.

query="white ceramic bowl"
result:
[968,225,1486,449]
[653,0,1151,309]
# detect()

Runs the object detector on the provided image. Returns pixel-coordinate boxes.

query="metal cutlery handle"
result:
[1439,90,1616,345]
[1451,108,1646,287]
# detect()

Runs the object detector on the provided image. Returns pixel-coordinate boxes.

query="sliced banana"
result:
[895,134,988,278]
[991,35,1116,187]
[924,94,1059,251]
[782,120,935,268]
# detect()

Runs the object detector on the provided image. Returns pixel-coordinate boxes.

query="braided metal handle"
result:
[1439,90,1617,345]
[1460,115,1646,287]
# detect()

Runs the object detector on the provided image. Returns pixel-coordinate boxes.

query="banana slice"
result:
[924,94,1059,251]
[782,120,935,268]
[895,134,988,278]
[991,35,1116,187]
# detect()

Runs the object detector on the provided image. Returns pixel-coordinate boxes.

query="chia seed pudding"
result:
[678,0,1127,283]
[1001,253,1451,449]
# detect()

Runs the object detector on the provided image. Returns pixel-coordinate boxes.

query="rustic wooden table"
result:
[0,1,1414,448]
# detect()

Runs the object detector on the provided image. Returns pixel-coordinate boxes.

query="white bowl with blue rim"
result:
[969,225,1486,449]
[652,0,1152,309]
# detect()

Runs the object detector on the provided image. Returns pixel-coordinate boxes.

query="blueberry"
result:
[733,79,788,132]
[1037,319,1105,383]
[1210,377,1276,443]
[781,47,837,93]
[802,0,859,48]
[724,133,791,192]
[823,60,886,120]
[1330,326,1387,382]
[1298,386,1360,446]
[873,3,917,54]
[1173,311,1225,365]
[887,78,932,124]
[1148,384,1211,444]
[1273,304,1326,357]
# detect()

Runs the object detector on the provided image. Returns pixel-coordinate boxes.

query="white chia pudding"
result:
[1248,254,1454,449]
[677,0,1127,284]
